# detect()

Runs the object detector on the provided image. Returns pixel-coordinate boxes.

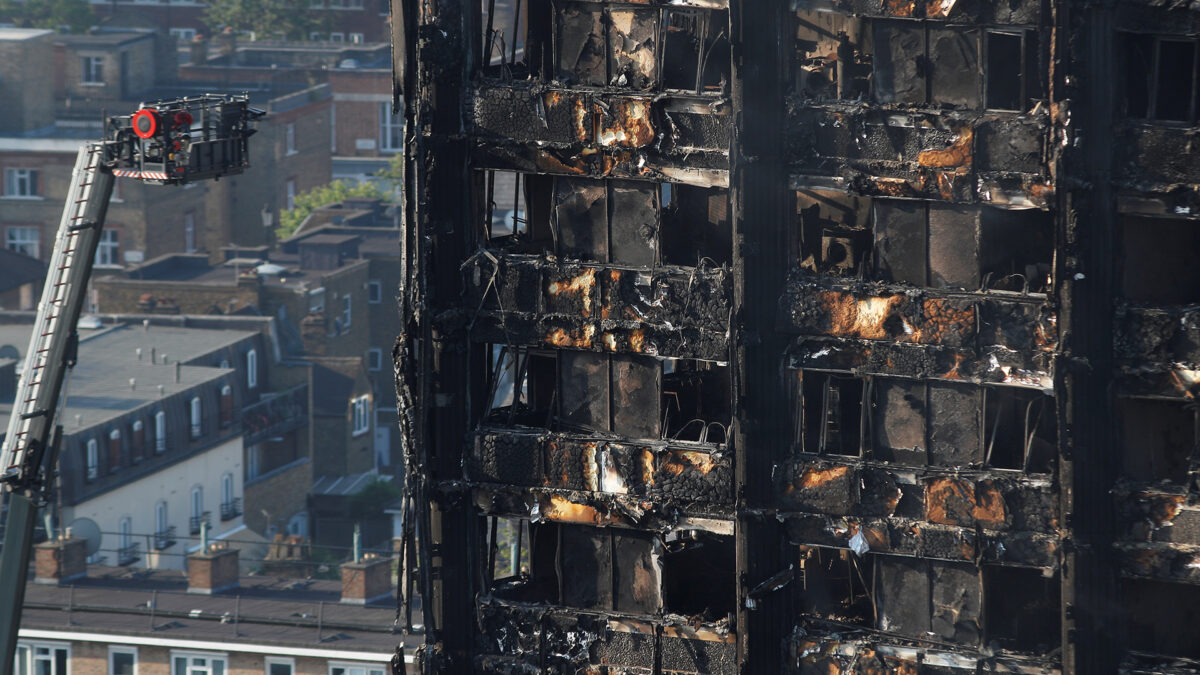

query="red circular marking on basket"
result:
[132,109,158,139]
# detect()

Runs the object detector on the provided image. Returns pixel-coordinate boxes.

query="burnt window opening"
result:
[486,516,533,581]
[661,9,731,93]
[793,189,872,278]
[793,10,871,101]
[559,351,662,440]
[661,530,735,620]
[876,557,981,646]
[479,0,553,77]
[795,546,876,629]
[555,177,659,267]
[492,522,664,615]
[1121,33,1199,123]
[874,201,1052,294]
[660,183,732,267]
[872,21,982,108]
[792,371,863,457]
[1119,216,1200,305]
[487,519,562,603]
[553,3,729,94]
[984,566,1060,654]
[478,170,554,255]
[982,387,1056,473]
[985,30,1042,112]
[1125,579,1200,659]
[662,359,731,444]
[1118,397,1196,485]
[485,345,558,428]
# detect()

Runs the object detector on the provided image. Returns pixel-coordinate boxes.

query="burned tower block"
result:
[394,0,1200,672]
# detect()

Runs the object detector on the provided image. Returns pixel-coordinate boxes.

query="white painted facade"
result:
[62,435,244,571]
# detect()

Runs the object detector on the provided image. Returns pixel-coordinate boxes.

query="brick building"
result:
[395,0,1200,673]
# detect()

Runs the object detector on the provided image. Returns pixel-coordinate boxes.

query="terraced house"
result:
[391,0,1200,672]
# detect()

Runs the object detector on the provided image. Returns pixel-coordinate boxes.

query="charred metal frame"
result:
[394,0,1200,672]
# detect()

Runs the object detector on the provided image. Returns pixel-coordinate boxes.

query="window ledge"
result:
[80,82,106,87]
[0,196,44,201]
[352,428,370,437]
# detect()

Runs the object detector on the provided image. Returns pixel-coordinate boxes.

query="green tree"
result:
[376,151,404,196]
[276,179,384,240]
[203,0,316,41]
[0,0,93,32]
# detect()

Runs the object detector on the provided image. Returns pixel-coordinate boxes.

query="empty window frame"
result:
[1119,215,1200,305]
[480,0,552,76]
[1124,579,1200,659]
[983,566,1060,654]
[661,359,730,444]
[792,371,864,457]
[477,170,554,253]
[560,351,664,440]
[793,10,871,101]
[1122,33,1199,123]
[660,183,732,267]
[661,530,735,619]
[792,189,872,277]
[985,29,1042,111]
[794,546,876,628]
[872,21,982,107]
[1118,397,1196,484]
[875,556,981,646]
[485,345,558,428]
[874,201,1053,293]
[484,516,533,582]
[553,3,730,93]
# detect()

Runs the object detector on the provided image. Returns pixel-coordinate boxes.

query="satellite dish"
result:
[66,518,102,556]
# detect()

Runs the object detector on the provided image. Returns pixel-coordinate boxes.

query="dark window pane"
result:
[1156,39,1195,121]
[987,32,1023,110]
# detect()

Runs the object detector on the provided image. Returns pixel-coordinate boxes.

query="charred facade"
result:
[391,1,1200,673]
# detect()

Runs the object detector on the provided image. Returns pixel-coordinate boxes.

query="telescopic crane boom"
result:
[0,94,263,671]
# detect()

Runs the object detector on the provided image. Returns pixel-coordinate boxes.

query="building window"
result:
[171,652,228,675]
[154,500,171,549]
[285,180,296,210]
[350,32,364,43]
[328,0,344,7]
[220,384,233,426]
[330,32,345,42]
[342,294,352,329]
[16,642,69,675]
[380,102,403,152]
[6,226,38,258]
[169,28,196,41]
[246,348,258,389]
[118,515,137,565]
[184,211,196,252]
[95,230,119,267]
[190,396,202,439]
[367,280,382,303]
[352,395,370,436]
[285,123,296,155]
[108,428,121,472]
[985,29,1040,111]
[309,287,326,313]
[190,486,205,535]
[4,169,38,198]
[329,664,386,675]
[109,646,137,675]
[368,347,382,372]
[155,410,167,453]
[309,0,322,8]
[309,32,324,41]
[266,657,295,675]
[81,55,104,84]
[131,419,145,461]
[346,0,363,8]
[86,439,98,481]
[1122,33,1200,123]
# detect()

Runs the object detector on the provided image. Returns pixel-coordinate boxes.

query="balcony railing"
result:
[153,526,176,550]
[220,498,242,522]
[242,383,309,446]
[189,511,211,536]
[117,542,140,566]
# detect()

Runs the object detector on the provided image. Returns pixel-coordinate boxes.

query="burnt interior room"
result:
[401,1,1200,672]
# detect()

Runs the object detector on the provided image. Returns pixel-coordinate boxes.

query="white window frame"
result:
[191,486,203,524]
[109,645,138,675]
[119,515,132,551]
[246,348,258,389]
[16,640,70,675]
[330,32,345,42]
[309,287,326,313]
[81,54,104,85]
[184,211,196,253]
[6,226,38,258]
[155,410,167,453]
[169,27,196,42]
[379,102,403,153]
[221,472,233,506]
[328,663,387,675]
[285,180,296,210]
[170,651,228,675]
[95,230,119,267]
[367,347,382,372]
[350,32,364,43]
[346,0,363,8]
[155,500,168,535]
[265,657,295,675]
[352,395,370,436]
[190,396,202,439]
[86,439,99,480]
[309,31,324,41]
[341,293,352,328]
[367,280,382,304]
[285,123,296,155]
[4,168,39,199]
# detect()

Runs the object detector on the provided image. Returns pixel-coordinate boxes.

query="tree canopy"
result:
[0,0,93,33]
[203,0,317,41]
[275,179,384,240]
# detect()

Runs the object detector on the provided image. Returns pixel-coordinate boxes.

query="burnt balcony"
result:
[220,498,242,522]
[242,383,308,446]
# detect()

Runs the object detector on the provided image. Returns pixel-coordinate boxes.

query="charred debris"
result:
[390,0,1200,672]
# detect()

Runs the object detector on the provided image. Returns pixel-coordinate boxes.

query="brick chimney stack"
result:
[340,554,392,605]
[187,543,239,595]
[33,536,87,585]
